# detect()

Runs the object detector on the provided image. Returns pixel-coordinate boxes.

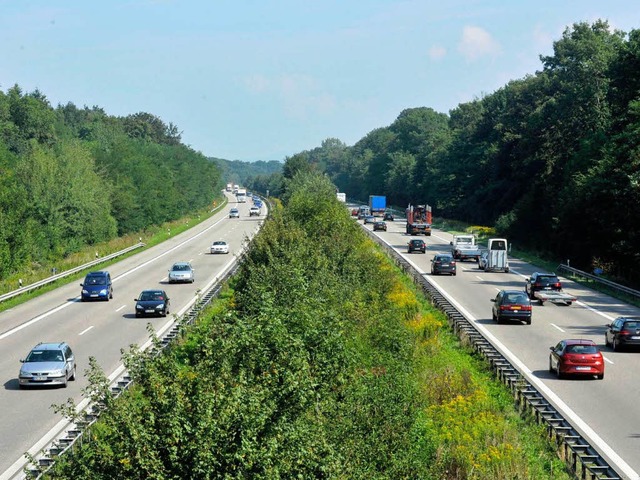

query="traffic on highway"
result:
[358,211,640,480]
[0,192,265,479]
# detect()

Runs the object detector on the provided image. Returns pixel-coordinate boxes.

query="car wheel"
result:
[613,337,620,352]
[452,272,456,276]
[556,366,564,379]
[110,290,113,300]
[70,365,76,381]
[604,335,610,347]
[597,373,604,380]
[492,312,497,322]
[505,268,510,273]
[526,319,531,325]
[62,375,68,389]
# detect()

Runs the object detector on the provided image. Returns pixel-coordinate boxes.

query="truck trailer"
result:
[369,195,386,216]
[406,204,432,235]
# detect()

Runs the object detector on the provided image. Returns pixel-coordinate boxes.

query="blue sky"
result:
[1,1,637,162]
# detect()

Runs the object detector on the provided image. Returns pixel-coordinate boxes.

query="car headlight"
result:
[82,289,89,294]
[19,369,29,377]
[50,369,65,377]
[99,289,107,295]
[136,304,144,310]
[155,303,165,310]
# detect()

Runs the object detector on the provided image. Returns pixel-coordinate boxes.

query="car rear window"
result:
[566,345,598,354]
[623,321,640,329]
[504,293,529,304]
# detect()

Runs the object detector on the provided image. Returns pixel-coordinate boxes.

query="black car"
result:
[491,290,532,324]
[383,212,394,221]
[135,289,171,317]
[525,272,562,299]
[605,316,640,351]
[408,239,426,253]
[373,221,387,232]
[431,254,456,275]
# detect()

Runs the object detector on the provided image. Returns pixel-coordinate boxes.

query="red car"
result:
[549,339,604,379]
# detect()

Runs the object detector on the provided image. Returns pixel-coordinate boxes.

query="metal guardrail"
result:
[557,264,640,301]
[362,228,622,480]
[0,243,145,304]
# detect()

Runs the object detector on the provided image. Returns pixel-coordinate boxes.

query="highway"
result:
[365,217,640,480]
[0,194,264,478]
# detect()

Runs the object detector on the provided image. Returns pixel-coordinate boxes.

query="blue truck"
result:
[369,195,386,216]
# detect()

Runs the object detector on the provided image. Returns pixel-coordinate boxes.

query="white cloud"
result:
[458,26,501,61]
[428,45,446,60]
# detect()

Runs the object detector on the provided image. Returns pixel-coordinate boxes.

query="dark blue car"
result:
[80,271,113,301]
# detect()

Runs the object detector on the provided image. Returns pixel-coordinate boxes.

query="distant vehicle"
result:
[363,215,376,224]
[336,192,346,202]
[357,205,370,219]
[210,240,230,254]
[249,206,261,216]
[168,262,195,283]
[383,211,394,221]
[406,204,432,236]
[373,221,387,231]
[19,342,76,388]
[525,272,576,305]
[408,239,426,253]
[351,208,359,217]
[450,234,482,262]
[80,271,113,301]
[369,195,386,216]
[236,193,247,203]
[135,289,170,317]
[605,316,640,351]
[491,290,531,324]
[226,183,233,192]
[484,238,509,272]
[431,254,456,275]
[229,208,240,218]
[549,339,604,379]
[478,251,489,270]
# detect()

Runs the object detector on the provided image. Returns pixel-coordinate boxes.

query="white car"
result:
[210,241,230,254]
[229,208,240,218]
[249,206,261,216]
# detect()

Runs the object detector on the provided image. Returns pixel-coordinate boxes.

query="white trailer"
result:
[484,238,509,272]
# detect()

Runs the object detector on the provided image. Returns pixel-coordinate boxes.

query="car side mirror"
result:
[549,346,554,351]
[449,241,453,245]
[19,359,24,363]
[490,298,495,302]
[80,283,84,287]
[134,298,138,302]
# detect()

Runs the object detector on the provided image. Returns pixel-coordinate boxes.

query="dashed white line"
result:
[78,326,94,336]
[115,305,126,312]
[550,323,565,332]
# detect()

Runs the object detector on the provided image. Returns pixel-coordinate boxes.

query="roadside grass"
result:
[0,196,227,314]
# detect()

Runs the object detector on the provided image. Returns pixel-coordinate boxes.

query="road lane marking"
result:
[603,356,614,365]
[79,326,94,336]
[476,276,483,281]
[550,323,565,332]
[116,305,126,312]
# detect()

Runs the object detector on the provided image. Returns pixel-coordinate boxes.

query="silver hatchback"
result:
[168,261,195,283]
[19,342,76,388]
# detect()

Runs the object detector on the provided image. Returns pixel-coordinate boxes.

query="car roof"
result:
[86,271,108,276]
[213,241,227,244]
[563,339,597,346]
[140,289,165,294]
[31,342,68,351]
[533,272,558,277]
[500,289,527,295]
[618,316,640,322]
[172,261,191,267]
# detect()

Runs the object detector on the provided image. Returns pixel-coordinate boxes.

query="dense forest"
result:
[0,86,223,278]
[251,21,640,286]
[214,157,283,189]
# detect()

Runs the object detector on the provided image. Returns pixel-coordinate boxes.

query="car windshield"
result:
[26,350,64,362]
[172,264,190,271]
[139,291,164,301]
[503,293,528,304]
[86,276,106,285]
[566,344,598,354]
[213,241,225,245]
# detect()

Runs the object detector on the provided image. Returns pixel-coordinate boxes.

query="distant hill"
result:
[211,158,283,186]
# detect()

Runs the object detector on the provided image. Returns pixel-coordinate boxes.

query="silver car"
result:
[210,241,230,254]
[19,342,76,388]
[168,261,195,283]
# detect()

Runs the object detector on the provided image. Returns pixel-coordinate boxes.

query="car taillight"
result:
[553,282,561,288]
[620,330,632,336]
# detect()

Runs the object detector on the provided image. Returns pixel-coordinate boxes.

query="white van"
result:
[485,238,509,272]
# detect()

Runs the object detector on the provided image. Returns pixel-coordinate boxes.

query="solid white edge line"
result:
[378,234,639,480]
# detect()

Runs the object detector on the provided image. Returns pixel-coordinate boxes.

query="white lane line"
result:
[115,305,127,312]
[603,356,614,365]
[550,323,565,332]
[78,326,94,336]
[476,276,483,281]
